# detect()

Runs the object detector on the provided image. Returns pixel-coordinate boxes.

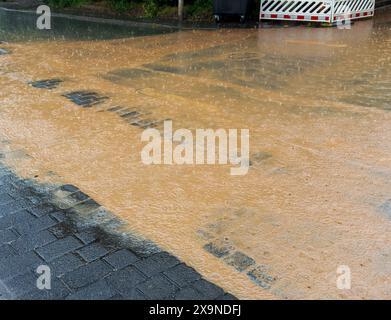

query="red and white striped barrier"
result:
[260,0,375,23]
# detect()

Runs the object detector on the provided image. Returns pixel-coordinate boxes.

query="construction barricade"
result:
[260,0,375,23]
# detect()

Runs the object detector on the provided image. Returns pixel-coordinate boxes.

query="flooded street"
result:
[0,7,390,299]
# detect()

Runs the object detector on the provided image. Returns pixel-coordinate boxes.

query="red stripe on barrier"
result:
[363,12,368,16]
[261,14,265,17]
[355,13,360,17]
[271,14,278,18]
[297,15,305,20]
[284,15,291,19]
[325,16,329,21]
[311,16,319,21]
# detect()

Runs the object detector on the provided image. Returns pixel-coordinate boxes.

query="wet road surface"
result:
[0,7,390,299]
[0,164,234,300]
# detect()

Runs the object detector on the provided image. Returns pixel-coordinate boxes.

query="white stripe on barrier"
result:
[260,0,375,23]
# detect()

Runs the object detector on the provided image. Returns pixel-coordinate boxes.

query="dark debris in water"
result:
[247,265,277,290]
[200,221,278,292]
[63,91,109,108]
[223,251,256,272]
[106,105,167,129]
[0,48,9,55]
[30,79,63,90]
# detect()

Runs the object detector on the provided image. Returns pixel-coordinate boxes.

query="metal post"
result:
[330,0,335,25]
[178,0,184,21]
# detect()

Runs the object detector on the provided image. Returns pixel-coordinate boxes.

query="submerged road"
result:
[0,7,390,299]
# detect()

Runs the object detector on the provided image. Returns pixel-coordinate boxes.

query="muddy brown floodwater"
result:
[0,8,390,299]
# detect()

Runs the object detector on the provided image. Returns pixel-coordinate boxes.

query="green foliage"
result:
[107,0,134,12]
[45,0,90,8]
[186,0,212,19]
[43,0,250,20]
[143,0,160,18]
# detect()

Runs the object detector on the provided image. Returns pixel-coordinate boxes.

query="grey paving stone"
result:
[63,91,108,108]
[217,293,238,300]
[0,183,19,196]
[0,171,10,180]
[134,252,180,277]
[8,178,31,189]
[76,198,101,210]
[163,264,201,287]
[175,286,204,300]
[28,203,57,218]
[30,79,62,90]
[0,228,18,244]
[75,229,97,244]
[0,199,34,216]
[67,199,101,214]
[105,267,146,297]
[0,251,43,280]
[10,189,47,206]
[0,244,17,260]
[18,279,71,300]
[49,222,76,239]
[193,279,224,299]
[223,251,256,272]
[36,236,83,262]
[0,210,35,231]
[11,230,57,254]
[61,260,112,289]
[106,106,124,112]
[120,288,148,300]
[0,193,13,205]
[50,253,85,277]
[0,174,17,185]
[77,243,110,262]
[69,191,90,202]
[15,215,57,236]
[66,279,116,300]
[247,265,276,289]
[203,241,232,258]
[108,294,125,300]
[137,274,178,300]
[50,211,67,223]
[3,271,37,298]
[103,249,139,270]
[0,280,12,299]
[133,257,166,277]
[152,252,181,268]
[120,110,141,119]
[60,184,79,193]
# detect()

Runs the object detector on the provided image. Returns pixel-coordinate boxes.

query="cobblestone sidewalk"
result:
[0,164,235,300]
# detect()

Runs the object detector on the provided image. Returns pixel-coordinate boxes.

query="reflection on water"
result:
[0,6,391,299]
[0,8,174,42]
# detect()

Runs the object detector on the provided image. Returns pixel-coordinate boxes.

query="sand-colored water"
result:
[0,9,390,299]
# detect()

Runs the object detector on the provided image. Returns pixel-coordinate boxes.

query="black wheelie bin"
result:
[213,0,252,23]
